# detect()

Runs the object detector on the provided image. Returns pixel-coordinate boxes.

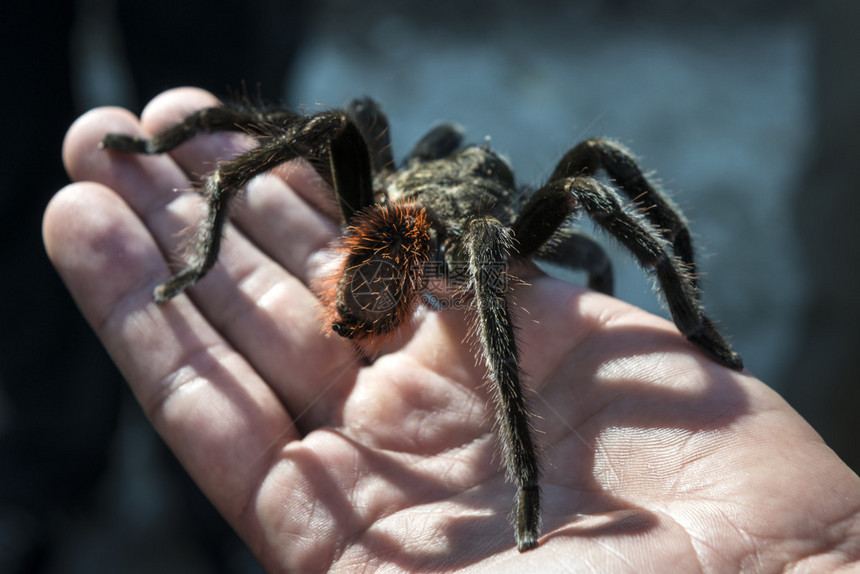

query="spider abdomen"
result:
[324,203,433,341]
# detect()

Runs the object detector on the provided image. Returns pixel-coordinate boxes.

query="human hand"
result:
[44,88,860,572]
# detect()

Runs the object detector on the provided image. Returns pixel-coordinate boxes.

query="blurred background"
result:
[1,0,857,571]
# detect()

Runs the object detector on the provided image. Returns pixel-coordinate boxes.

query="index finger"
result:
[62,98,360,429]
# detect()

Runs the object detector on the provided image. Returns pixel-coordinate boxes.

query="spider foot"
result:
[687,320,744,371]
[100,133,152,154]
[517,533,539,553]
[153,268,203,303]
[515,484,541,552]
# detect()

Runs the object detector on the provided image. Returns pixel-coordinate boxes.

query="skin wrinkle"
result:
[151,348,284,547]
[336,444,367,561]
[667,432,713,498]
[708,505,760,570]
[647,511,707,573]
[660,490,843,573]
[208,245,322,345]
[144,338,236,420]
[398,348,485,432]
[342,359,495,466]
[170,227,361,429]
[383,330,490,454]
[536,411,605,513]
[234,449,295,562]
[544,382,752,568]
[591,428,627,496]
[74,232,235,406]
[539,379,615,456]
[591,537,637,572]
[293,430,447,571]
[476,290,741,557]
[288,360,355,432]
[432,432,497,486]
[93,268,164,343]
[783,508,860,572]
[255,456,314,558]
[336,353,510,523]
[42,188,295,520]
[266,433,351,572]
[325,425,508,571]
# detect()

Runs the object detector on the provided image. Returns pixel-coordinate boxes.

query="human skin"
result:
[44,87,860,573]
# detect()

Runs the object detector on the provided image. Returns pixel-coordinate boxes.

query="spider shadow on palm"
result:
[258,280,750,569]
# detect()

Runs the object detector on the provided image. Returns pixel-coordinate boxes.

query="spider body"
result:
[390,144,518,224]
[324,143,521,342]
[101,97,743,552]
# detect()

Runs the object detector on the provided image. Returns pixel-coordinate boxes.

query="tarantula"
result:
[101,97,743,552]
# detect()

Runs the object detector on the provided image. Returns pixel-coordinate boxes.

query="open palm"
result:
[44,88,860,573]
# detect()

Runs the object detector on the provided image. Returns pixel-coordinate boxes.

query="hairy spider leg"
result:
[99,100,383,224]
[532,229,615,295]
[344,97,466,181]
[343,98,395,178]
[406,123,466,162]
[511,188,614,295]
[462,217,542,552]
[104,110,370,301]
[100,103,300,154]
[519,179,743,371]
[551,139,700,291]
[328,119,376,222]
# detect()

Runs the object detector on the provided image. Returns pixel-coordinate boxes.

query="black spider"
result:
[100,97,743,552]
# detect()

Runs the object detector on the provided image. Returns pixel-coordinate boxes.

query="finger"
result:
[133,87,343,282]
[239,173,342,281]
[135,88,259,187]
[62,104,359,429]
[63,105,190,233]
[42,182,294,523]
[136,87,345,218]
